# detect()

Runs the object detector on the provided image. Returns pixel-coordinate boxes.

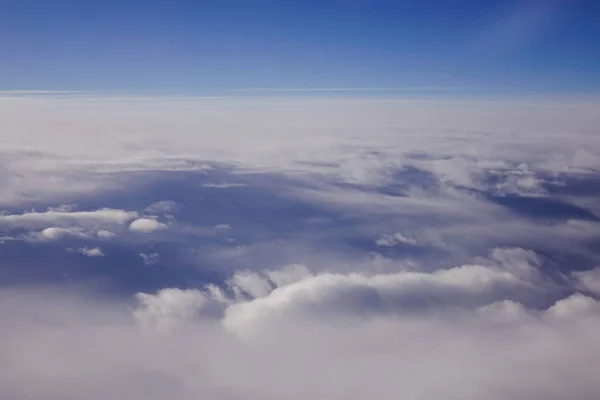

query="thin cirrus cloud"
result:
[227,86,467,93]
[0,90,89,96]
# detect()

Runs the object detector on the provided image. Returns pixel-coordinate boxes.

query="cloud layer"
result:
[2,255,600,400]
[0,97,599,399]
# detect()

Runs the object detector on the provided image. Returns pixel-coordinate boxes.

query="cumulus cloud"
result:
[76,247,104,257]
[221,249,552,338]
[1,250,600,399]
[37,226,91,241]
[128,249,554,336]
[129,218,167,233]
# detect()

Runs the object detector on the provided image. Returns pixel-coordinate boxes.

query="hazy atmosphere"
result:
[1,1,600,399]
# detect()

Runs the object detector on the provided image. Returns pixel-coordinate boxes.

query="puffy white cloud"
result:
[77,247,104,257]
[129,218,167,233]
[222,259,548,337]
[1,258,599,400]
[125,249,554,339]
[38,227,91,241]
[546,293,600,319]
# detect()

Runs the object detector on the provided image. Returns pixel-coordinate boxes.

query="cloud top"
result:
[129,218,167,233]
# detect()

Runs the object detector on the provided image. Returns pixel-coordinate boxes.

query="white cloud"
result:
[46,204,77,213]
[77,247,104,257]
[222,260,547,338]
[0,209,139,243]
[376,233,419,247]
[144,201,178,215]
[575,267,600,296]
[96,229,117,239]
[227,271,274,300]
[213,224,231,232]
[201,183,248,188]
[0,97,599,399]
[38,227,91,241]
[0,208,138,230]
[139,252,159,265]
[1,254,599,399]
[264,264,312,287]
[133,288,207,331]
[129,218,167,233]
[127,249,552,338]
[546,293,600,319]
[0,97,597,208]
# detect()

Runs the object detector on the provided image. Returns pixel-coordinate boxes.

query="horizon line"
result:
[227,87,469,93]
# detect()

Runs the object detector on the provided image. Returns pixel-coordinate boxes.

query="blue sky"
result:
[1,0,599,94]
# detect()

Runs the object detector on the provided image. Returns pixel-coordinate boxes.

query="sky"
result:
[1,2,600,400]
[1,0,599,95]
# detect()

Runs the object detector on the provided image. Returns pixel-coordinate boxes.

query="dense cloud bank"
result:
[2,257,600,400]
[0,97,599,399]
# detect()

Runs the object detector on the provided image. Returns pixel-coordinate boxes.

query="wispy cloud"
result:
[227,87,466,93]
[0,90,89,96]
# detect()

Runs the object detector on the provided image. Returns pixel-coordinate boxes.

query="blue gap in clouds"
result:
[0,167,353,295]
[2,165,599,295]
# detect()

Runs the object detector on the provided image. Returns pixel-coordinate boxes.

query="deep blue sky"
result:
[1,0,599,94]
